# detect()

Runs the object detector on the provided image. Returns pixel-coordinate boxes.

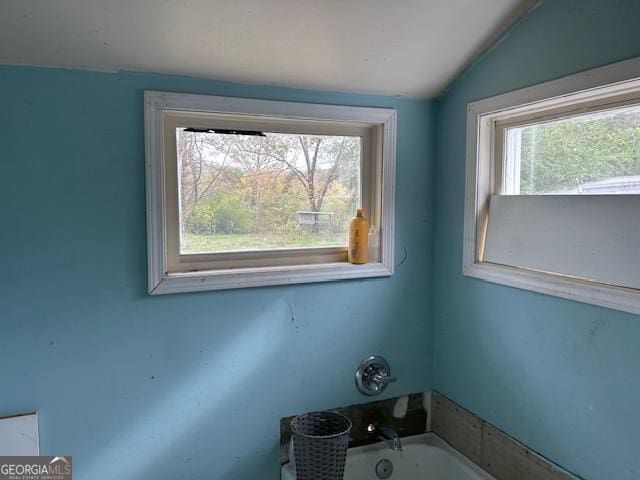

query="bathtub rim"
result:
[281,432,495,479]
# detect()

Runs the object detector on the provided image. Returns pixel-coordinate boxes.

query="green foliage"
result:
[322,182,357,233]
[179,130,361,246]
[520,112,640,194]
[212,195,251,234]
[186,195,251,235]
[185,202,216,235]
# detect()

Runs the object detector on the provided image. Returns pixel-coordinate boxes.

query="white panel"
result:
[0,413,39,455]
[484,194,640,289]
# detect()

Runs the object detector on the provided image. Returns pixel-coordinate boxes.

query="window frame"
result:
[145,91,396,294]
[464,56,640,315]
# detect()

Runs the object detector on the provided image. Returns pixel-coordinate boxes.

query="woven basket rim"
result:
[291,411,352,440]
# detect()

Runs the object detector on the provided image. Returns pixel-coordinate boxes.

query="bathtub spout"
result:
[366,423,402,451]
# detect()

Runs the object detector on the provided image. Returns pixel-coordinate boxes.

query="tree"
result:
[519,110,640,194]
[176,129,360,247]
[234,134,359,230]
[176,131,231,232]
[226,135,287,231]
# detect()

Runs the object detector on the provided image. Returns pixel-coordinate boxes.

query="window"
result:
[176,130,361,255]
[501,104,640,196]
[145,92,396,294]
[465,57,640,314]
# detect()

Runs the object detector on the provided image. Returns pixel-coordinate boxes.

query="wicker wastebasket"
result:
[291,411,352,480]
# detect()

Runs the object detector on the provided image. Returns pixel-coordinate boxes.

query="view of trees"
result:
[176,130,360,253]
[516,107,640,194]
[176,107,640,253]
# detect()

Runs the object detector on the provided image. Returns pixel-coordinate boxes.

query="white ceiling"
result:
[0,0,536,98]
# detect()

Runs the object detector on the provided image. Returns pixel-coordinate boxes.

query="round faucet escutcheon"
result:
[355,355,396,396]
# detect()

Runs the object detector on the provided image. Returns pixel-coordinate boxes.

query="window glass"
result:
[176,129,361,254]
[504,104,640,194]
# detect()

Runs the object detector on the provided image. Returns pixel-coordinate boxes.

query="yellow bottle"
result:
[348,208,369,264]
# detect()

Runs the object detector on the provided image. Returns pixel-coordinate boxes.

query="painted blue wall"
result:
[0,66,435,479]
[434,1,640,479]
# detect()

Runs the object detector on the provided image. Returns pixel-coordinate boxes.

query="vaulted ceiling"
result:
[0,0,538,98]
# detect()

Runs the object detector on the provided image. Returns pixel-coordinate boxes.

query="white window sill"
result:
[150,261,393,295]
[465,262,640,315]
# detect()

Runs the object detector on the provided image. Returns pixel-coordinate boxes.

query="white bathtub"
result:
[282,433,495,480]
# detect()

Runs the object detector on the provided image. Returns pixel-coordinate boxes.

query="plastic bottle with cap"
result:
[348,208,369,264]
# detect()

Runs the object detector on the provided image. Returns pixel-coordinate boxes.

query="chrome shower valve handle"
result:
[372,372,397,385]
[355,355,396,396]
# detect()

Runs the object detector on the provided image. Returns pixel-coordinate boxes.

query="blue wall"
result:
[6,2,640,479]
[0,67,435,479]
[434,1,640,479]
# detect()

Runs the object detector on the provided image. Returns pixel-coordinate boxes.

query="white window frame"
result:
[464,56,640,315]
[145,91,396,294]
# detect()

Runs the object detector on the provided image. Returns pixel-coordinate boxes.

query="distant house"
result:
[553,175,640,194]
